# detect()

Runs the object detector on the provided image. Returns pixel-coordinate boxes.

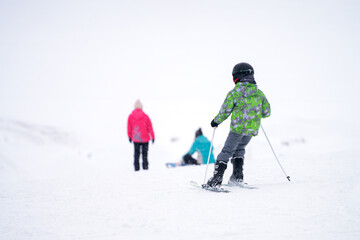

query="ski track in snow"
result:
[0,119,360,240]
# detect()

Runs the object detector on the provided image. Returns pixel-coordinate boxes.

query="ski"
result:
[223,182,258,189]
[190,181,230,193]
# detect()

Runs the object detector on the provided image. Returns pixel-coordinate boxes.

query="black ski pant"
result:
[183,154,199,165]
[134,142,149,171]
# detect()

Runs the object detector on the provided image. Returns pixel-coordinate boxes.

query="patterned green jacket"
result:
[214,82,271,136]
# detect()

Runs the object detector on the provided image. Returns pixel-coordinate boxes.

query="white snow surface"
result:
[0,118,359,240]
[1,1,360,239]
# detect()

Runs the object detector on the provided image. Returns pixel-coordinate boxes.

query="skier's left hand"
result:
[152,139,155,144]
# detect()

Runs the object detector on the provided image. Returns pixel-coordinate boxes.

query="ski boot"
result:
[202,161,227,190]
[228,157,244,186]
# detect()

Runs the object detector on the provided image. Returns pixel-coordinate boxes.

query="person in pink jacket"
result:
[127,100,155,171]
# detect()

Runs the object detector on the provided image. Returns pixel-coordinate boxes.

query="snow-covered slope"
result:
[1,0,360,238]
[0,118,359,240]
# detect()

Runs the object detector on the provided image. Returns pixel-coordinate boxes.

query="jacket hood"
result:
[235,82,258,98]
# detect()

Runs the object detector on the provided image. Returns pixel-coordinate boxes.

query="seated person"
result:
[181,128,215,165]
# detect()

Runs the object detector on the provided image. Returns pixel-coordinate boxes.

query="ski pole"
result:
[261,124,291,181]
[203,127,216,184]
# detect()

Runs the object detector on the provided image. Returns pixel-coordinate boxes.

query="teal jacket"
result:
[214,82,271,136]
[185,135,215,164]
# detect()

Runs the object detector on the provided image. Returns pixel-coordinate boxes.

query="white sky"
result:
[1,0,360,141]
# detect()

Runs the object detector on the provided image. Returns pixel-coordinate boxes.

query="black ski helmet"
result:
[232,62,254,79]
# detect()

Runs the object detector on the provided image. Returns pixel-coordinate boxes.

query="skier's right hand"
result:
[129,138,132,143]
[211,119,219,128]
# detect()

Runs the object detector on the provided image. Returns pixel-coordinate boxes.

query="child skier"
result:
[203,62,271,189]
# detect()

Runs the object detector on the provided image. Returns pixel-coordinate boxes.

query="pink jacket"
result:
[127,109,155,143]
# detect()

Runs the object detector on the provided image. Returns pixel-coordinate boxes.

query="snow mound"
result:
[0,118,76,146]
[0,118,91,181]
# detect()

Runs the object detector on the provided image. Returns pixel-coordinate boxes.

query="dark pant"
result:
[183,154,199,165]
[134,142,149,171]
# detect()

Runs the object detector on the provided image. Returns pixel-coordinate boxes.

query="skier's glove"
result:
[152,139,155,144]
[211,119,219,128]
[129,138,132,143]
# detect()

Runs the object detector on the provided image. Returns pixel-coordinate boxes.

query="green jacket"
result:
[214,82,271,136]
